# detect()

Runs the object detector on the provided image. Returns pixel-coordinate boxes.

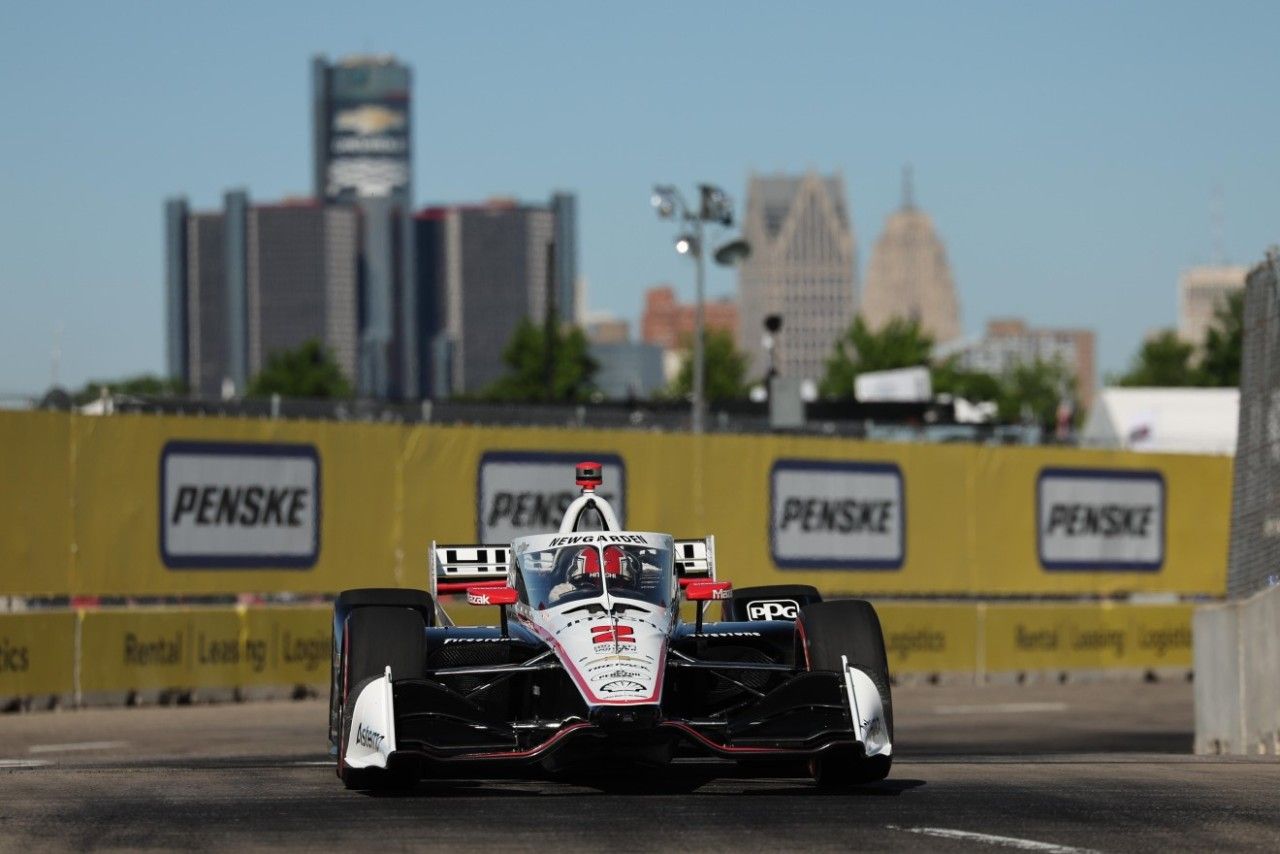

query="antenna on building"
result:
[1210,182,1225,265]
[901,164,915,210]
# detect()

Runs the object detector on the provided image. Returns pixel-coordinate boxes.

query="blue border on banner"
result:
[1036,467,1165,571]
[476,451,627,541]
[769,459,906,570]
[159,440,321,569]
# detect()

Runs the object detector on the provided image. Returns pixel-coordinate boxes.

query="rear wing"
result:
[674,536,716,585]
[429,542,510,598]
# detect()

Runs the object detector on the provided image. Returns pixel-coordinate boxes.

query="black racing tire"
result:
[721,584,822,622]
[329,589,434,755]
[337,606,428,790]
[799,600,893,786]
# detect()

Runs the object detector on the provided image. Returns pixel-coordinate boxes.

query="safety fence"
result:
[0,411,1231,599]
[0,600,1193,704]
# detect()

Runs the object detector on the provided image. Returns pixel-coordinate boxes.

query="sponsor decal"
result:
[590,625,635,645]
[770,460,905,570]
[477,452,625,542]
[689,631,761,638]
[0,638,30,673]
[1037,468,1164,570]
[441,636,514,644]
[160,441,320,569]
[746,600,799,621]
[599,679,647,694]
[355,723,385,751]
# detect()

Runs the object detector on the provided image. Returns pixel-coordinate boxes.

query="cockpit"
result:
[513,539,676,610]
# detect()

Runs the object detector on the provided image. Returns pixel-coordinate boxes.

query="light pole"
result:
[651,184,748,434]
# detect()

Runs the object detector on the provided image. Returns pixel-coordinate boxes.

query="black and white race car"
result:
[330,462,893,789]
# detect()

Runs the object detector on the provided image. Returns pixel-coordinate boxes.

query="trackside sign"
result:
[477,451,625,542]
[1037,468,1164,571]
[160,441,321,569]
[770,459,905,569]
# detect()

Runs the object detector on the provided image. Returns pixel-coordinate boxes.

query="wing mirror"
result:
[684,580,732,601]
[466,584,518,636]
[684,580,732,634]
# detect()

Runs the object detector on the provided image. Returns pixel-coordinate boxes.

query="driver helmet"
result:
[602,545,641,590]
[566,547,603,590]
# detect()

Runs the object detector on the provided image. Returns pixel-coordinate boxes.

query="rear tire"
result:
[799,600,893,786]
[337,606,428,790]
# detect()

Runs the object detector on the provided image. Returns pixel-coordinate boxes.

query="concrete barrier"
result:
[1194,583,1280,755]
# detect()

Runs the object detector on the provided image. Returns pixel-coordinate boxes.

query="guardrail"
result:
[1,601,1193,709]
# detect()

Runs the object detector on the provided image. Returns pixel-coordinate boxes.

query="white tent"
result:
[1080,387,1238,455]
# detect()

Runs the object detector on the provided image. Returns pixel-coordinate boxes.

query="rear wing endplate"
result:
[674,536,715,584]
[429,542,510,596]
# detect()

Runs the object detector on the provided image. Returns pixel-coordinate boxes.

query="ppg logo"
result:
[746,600,799,621]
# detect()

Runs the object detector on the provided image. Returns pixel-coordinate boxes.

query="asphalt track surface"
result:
[2,681,1277,852]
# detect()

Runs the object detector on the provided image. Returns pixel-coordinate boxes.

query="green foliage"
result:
[71,374,186,405]
[932,359,1003,403]
[247,339,352,399]
[1199,289,1243,387]
[997,357,1078,426]
[668,329,749,402]
[820,316,933,399]
[1113,330,1197,387]
[484,318,598,402]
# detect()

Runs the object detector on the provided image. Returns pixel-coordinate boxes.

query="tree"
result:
[997,357,1077,427]
[71,374,186,405]
[1199,290,1243,387]
[820,316,933,399]
[484,318,598,402]
[931,359,1003,404]
[668,329,749,402]
[247,340,352,399]
[1114,330,1197,387]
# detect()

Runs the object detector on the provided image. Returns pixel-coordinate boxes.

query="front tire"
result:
[798,600,893,786]
[337,605,428,790]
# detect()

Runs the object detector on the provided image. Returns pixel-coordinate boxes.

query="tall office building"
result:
[416,195,576,397]
[165,193,359,398]
[939,318,1097,409]
[1178,265,1246,347]
[737,171,857,382]
[860,168,962,345]
[313,54,417,399]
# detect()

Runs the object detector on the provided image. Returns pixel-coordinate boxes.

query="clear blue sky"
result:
[1,0,1276,395]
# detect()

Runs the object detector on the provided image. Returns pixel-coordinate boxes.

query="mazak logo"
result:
[1037,468,1164,571]
[477,452,625,542]
[590,625,635,645]
[355,723,384,751]
[746,600,799,621]
[770,460,905,570]
[160,441,320,569]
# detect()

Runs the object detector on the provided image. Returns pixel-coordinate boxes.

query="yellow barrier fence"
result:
[0,412,1232,598]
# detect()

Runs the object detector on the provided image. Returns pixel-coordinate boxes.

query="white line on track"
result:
[887,826,1098,853]
[0,759,51,769]
[285,761,335,767]
[28,740,127,755]
[932,702,1068,716]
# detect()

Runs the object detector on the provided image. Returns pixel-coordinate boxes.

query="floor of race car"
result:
[1,680,1277,853]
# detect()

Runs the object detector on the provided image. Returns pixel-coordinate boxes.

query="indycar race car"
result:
[329,462,893,789]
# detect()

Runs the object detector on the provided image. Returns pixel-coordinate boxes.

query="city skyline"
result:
[2,1,1277,395]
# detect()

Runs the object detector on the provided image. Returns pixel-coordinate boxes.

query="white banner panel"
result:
[1037,468,1164,570]
[477,452,625,543]
[161,442,320,569]
[770,460,905,569]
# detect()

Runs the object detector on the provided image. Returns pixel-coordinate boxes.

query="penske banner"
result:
[0,412,1232,598]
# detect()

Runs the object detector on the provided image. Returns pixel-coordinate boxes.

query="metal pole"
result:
[692,217,706,434]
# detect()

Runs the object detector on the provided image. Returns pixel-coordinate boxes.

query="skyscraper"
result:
[1178,265,1246,347]
[860,168,962,345]
[165,193,359,398]
[737,171,857,382]
[312,54,416,399]
[416,196,575,397]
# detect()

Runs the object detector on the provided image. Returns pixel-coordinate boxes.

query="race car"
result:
[329,461,893,789]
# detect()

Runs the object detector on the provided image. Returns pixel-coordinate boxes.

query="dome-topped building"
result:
[860,167,961,344]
